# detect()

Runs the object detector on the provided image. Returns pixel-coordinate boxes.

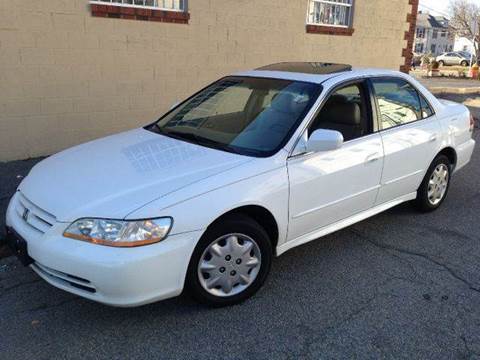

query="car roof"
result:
[257,62,352,75]
[234,62,406,84]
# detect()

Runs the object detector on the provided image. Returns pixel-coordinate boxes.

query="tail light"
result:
[470,113,475,133]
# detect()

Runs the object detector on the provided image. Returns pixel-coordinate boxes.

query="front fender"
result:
[126,165,290,249]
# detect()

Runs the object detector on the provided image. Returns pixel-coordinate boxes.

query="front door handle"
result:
[365,153,381,163]
[429,134,438,142]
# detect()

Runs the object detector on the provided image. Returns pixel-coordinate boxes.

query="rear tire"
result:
[414,155,451,212]
[185,214,272,307]
[461,60,469,67]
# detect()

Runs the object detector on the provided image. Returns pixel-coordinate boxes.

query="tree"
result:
[449,0,480,63]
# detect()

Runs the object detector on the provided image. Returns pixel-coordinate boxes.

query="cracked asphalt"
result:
[0,138,479,359]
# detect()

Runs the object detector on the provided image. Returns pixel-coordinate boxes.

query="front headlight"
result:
[63,218,172,247]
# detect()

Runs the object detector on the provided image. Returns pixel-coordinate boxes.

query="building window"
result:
[306,0,355,36]
[431,44,436,53]
[441,30,447,37]
[432,29,438,39]
[89,0,189,23]
[416,28,425,38]
[90,0,185,10]
[415,43,424,53]
[307,0,353,27]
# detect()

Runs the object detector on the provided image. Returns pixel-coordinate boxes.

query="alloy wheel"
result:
[427,163,449,206]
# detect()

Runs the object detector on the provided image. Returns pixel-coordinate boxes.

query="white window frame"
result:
[89,0,187,12]
[416,27,425,39]
[306,0,354,28]
[415,43,424,53]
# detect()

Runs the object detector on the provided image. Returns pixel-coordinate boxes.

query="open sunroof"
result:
[256,62,352,75]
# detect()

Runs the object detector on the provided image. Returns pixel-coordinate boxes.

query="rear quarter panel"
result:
[437,100,471,146]
[436,99,474,171]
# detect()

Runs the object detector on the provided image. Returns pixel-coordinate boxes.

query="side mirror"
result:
[306,129,344,153]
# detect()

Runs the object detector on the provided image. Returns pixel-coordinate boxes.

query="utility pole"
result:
[471,19,478,66]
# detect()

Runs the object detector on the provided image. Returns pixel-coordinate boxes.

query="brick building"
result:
[0,0,419,161]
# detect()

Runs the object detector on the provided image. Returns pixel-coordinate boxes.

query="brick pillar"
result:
[400,0,420,73]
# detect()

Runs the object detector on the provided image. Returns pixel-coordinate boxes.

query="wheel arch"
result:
[205,205,280,251]
[437,147,457,170]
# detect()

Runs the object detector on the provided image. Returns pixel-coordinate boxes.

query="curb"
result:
[429,87,480,95]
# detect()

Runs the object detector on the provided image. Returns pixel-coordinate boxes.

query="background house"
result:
[0,0,419,161]
[414,11,454,56]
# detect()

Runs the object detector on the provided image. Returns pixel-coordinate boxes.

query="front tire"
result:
[438,60,445,66]
[186,214,272,307]
[414,155,451,212]
[461,60,469,67]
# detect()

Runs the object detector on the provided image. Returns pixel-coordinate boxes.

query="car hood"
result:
[19,128,252,222]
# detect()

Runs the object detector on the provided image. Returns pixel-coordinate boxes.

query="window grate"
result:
[89,0,186,11]
[307,0,353,28]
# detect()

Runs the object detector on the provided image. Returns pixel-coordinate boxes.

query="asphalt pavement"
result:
[0,131,479,359]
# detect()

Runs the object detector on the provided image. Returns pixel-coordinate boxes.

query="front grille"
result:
[14,192,56,234]
[32,262,96,294]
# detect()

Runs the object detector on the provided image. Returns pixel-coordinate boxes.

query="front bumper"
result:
[6,192,202,307]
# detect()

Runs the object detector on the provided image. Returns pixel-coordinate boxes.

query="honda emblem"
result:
[22,208,29,222]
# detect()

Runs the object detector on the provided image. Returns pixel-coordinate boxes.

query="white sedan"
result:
[436,52,471,67]
[5,63,476,307]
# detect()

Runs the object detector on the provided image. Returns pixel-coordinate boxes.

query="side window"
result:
[419,95,434,118]
[309,83,370,142]
[371,79,422,130]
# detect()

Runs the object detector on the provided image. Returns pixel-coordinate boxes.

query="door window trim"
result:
[288,77,378,158]
[368,76,436,132]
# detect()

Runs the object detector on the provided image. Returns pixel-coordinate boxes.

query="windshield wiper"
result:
[164,129,202,144]
[148,125,199,143]
[163,129,239,154]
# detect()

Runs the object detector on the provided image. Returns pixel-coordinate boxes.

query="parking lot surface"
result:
[0,130,478,359]
[412,71,480,91]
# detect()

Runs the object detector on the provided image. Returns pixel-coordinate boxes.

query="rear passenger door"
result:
[371,77,439,205]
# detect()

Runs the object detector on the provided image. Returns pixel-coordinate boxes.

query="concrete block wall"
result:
[0,0,412,161]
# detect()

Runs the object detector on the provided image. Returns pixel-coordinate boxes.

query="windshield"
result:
[147,76,322,157]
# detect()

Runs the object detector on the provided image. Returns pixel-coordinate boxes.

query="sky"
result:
[419,0,480,17]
